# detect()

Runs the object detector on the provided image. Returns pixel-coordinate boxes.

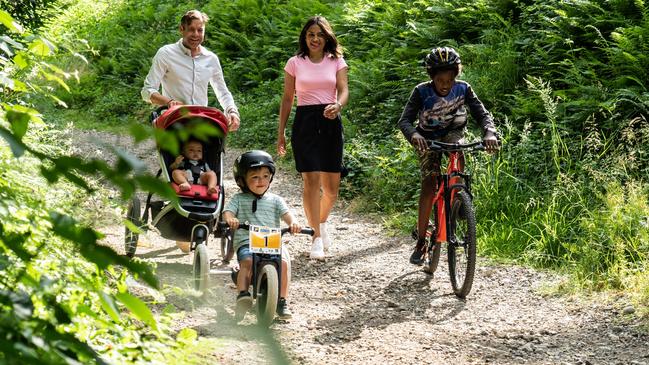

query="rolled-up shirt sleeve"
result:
[141,48,167,103]
[210,55,238,116]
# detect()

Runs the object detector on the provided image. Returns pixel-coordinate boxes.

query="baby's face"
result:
[184,141,203,161]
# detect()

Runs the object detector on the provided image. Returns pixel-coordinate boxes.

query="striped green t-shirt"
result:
[223,192,290,250]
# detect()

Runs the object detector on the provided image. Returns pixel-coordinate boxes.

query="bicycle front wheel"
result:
[447,191,477,298]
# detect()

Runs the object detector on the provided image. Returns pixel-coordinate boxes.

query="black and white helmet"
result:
[424,47,461,77]
[233,150,276,192]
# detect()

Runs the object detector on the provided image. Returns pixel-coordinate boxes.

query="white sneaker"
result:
[320,222,332,251]
[310,237,325,260]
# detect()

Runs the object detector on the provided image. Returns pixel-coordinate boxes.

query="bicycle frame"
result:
[428,142,478,244]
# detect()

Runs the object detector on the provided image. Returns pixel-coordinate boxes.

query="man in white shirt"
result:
[141,9,240,131]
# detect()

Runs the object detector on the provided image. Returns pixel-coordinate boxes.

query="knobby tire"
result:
[447,191,477,298]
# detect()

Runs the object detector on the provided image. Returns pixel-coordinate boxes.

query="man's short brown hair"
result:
[180,10,209,28]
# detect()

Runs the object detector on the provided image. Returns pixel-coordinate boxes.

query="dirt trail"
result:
[73,129,648,365]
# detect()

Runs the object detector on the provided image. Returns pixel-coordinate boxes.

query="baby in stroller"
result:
[169,139,218,194]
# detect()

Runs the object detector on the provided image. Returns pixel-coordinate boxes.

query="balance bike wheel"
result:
[220,234,234,264]
[256,264,279,327]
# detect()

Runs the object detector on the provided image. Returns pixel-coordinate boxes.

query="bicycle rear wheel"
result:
[256,264,279,328]
[447,191,477,298]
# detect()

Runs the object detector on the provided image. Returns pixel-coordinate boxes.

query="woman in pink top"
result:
[277,16,349,260]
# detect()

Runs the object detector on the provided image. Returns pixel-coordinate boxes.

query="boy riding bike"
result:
[223,150,301,320]
[397,46,499,265]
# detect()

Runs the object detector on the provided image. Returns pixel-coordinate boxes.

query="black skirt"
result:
[291,104,343,173]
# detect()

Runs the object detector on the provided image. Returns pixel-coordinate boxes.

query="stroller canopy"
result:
[154,105,229,135]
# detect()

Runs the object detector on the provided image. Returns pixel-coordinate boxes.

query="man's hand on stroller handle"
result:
[227,113,240,132]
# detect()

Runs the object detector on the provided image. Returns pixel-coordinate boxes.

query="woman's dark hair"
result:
[297,16,342,58]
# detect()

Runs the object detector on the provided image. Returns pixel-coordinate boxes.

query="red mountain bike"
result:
[415,140,487,298]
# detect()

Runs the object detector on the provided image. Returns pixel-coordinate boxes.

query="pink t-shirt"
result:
[284,54,348,106]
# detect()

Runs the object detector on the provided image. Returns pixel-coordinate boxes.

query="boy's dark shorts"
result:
[417,132,464,182]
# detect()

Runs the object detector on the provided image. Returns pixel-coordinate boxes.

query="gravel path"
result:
[71,129,648,365]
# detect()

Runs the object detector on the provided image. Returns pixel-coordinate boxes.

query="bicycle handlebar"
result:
[217,222,315,236]
[427,140,490,152]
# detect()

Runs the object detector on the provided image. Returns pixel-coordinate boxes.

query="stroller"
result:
[124,105,234,294]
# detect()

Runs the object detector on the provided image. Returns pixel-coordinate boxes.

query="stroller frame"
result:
[124,105,234,294]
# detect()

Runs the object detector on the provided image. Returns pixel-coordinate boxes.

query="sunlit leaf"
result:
[13,52,28,69]
[134,175,177,201]
[176,328,197,344]
[129,123,150,143]
[28,38,55,57]
[0,41,12,57]
[49,94,68,108]
[0,126,27,157]
[42,71,70,92]
[49,212,100,247]
[115,292,158,332]
[98,291,120,322]
[6,109,30,139]
[0,10,23,34]
[73,52,88,64]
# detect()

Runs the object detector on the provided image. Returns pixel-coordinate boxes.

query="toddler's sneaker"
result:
[320,222,332,251]
[409,238,427,265]
[310,237,325,260]
[235,291,252,321]
[277,298,292,320]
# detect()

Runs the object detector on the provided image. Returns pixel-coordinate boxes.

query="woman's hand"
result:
[323,102,342,119]
[482,131,499,154]
[277,133,287,157]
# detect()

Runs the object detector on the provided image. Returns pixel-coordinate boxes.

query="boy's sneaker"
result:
[321,222,332,251]
[310,237,325,260]
[235,291,252,321]
[277,298,292,320]
[409,238,427,265]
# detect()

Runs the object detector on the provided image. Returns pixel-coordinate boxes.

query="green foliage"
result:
[31,0,649,318]
[1,10,209,364]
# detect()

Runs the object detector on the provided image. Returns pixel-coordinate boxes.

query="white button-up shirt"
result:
[141,39,239,115]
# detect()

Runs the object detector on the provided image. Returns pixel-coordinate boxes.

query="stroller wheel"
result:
[193,242,209,294]
[124,197,141,258]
